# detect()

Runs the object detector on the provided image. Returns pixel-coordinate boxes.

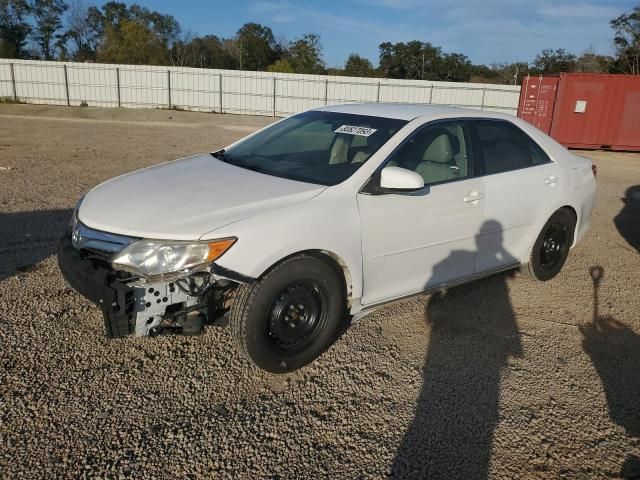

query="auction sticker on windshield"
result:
[334,125,377,137]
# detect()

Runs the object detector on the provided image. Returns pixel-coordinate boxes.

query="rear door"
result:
[469,119,563,272]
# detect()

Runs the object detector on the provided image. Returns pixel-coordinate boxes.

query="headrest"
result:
[422,132,453,164]
[330,136,350,164]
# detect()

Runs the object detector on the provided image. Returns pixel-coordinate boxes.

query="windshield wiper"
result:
[211,150,269,174]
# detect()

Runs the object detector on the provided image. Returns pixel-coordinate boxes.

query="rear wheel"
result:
[522,209,575,281]
[229,255,344,373]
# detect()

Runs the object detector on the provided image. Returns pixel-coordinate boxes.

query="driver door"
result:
[357,120,485,306]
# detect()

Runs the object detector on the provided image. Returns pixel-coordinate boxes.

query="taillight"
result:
[591,164,597,178]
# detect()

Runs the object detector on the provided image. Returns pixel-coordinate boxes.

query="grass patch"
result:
[0,96,26,104]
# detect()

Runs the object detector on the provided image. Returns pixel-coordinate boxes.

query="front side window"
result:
[222,111,407,186]
[470,120,551,175]
[385,120,471,185]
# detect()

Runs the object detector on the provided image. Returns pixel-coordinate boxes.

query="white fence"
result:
[0,59,521,117]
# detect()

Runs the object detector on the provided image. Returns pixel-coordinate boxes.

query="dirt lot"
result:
[0,104,639,479]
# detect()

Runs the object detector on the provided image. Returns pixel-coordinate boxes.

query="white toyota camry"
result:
[58,104,596,372]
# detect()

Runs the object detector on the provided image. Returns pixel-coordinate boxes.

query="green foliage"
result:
[344,54,375,77]
[0,95,25,102]
[0,0,31,58]
[484,62,529,85]
[65,0,98,61]
[267,58,294,73]
[97,19,167,65]
[531,48,577,74]
[286,33,325,74]
[611,7,640,74]
[236,22,278,71]
[576,48,614,73]
[379,41,471,81]
[30,0,67,60]
[170,34,236,69]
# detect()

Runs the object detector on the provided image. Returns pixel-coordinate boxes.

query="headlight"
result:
[111,237,236,281]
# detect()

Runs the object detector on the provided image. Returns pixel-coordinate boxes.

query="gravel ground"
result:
[1,104,639,479]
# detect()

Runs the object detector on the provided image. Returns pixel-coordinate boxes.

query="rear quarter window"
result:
[471,120,551,175]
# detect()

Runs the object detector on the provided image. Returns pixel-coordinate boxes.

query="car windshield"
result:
[219,110,407,186]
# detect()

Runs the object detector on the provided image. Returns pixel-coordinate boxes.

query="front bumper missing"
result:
[57,235,136,337]
[58,235,208,337]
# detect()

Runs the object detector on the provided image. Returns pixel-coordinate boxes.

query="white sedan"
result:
[58,104,596,373]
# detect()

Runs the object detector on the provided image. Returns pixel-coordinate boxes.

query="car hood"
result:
[78,153,326,240]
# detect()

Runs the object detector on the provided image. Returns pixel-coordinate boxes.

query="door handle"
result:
[463,191,484,204]
[544,175,558,185]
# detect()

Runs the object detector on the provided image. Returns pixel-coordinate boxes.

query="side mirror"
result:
[380,166,425,191]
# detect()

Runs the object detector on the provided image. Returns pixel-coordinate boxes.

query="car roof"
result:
[314,103,509,121]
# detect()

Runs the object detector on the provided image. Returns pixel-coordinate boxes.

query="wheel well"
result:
[258,250,353,308]
[558,205,578,244]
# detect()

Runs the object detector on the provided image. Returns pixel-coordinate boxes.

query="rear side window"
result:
[470,120,551,175]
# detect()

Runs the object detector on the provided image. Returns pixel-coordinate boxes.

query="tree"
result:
[96,19,167,64]
[30,0,67,59]
[378,40,470,81]
[65,0,99,60]
[0,0,31,58]
[170,34,236,68]
[236,22,278,71]
[576,46,613,73]
[344,53,375,77]
[267,58,294,73]
[486,62,529,85]
[98,1,129,33]
[71,2,183,65]
[611,6,640,75]
[286,33,325,74]
[531,48,577,74]
[440,52,472,81]
[128,3,180,48]
[380,41,435,79]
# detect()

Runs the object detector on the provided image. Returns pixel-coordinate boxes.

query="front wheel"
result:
[522,209,575,282]
[229,255,345,373]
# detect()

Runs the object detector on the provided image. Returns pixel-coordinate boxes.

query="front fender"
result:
[204,187,364,300]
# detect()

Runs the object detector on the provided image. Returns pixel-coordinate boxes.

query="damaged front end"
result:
[57,218,246,338]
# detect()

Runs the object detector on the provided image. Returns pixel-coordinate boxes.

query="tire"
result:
[522,209,575,282]
[229,255,345,373]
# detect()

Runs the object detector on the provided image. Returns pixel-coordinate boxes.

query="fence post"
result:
[9,63,17,102]
[167,70,172,109]
[376,81,380,103]
[480,87,486,111]
[218,74,223,113]
[427,85,433,105]
[324,79,328,105]
[115,68,121,107]
[272,77,277,117]
[63,64,70,106]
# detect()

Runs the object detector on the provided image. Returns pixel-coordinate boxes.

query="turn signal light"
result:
[207,238,237,261]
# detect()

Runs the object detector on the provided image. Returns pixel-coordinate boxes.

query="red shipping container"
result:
[518,73,640,152]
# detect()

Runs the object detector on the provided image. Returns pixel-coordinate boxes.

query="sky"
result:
[131,0,636,67]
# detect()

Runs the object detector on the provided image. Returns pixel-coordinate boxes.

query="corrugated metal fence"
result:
[0,59,521,117]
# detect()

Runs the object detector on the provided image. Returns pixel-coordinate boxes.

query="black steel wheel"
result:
[522,209,575,282]
[229,255,345,373]
[266,280,329,354]
[539,221,569,270]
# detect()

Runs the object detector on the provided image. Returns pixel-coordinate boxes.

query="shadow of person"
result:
[0,208,72,282]
[614,185,640,253]
[392,220,522,479]
[580,266,640,479]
